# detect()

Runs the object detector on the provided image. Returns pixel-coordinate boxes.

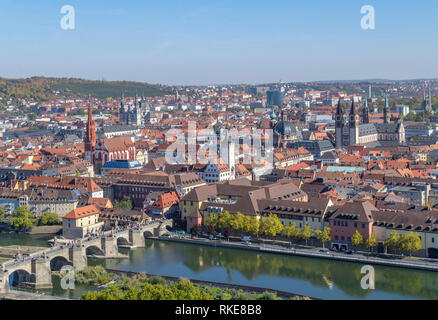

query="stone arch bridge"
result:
[0,220,172,292]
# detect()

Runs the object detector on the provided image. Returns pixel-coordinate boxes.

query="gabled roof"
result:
[64,205,100,219]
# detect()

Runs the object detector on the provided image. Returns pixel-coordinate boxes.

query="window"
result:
[362,224,365,229]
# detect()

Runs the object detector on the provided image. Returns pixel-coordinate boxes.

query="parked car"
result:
[345,250,353,255]
[319,249,330,254]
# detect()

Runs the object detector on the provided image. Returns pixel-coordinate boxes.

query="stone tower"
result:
[349,99,359,146]
[384,94,390,124]
[84,95,96,163]
[335,99,344,149]
[363,96,370,124]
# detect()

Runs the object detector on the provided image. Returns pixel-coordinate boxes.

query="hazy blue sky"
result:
[0,0,437,85]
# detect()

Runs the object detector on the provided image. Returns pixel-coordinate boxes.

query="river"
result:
[2,233,438,300]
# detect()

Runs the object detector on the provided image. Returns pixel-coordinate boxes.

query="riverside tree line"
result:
[203,211,422,256]
[0,206,61,231]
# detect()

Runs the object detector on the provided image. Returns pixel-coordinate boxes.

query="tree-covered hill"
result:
[0,77,173,101]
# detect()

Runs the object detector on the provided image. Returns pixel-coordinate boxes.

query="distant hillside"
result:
[0,77,173,102]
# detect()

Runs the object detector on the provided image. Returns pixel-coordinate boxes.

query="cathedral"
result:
[119,93,151,126]
[335,96,406,149]
[270,109,302,148]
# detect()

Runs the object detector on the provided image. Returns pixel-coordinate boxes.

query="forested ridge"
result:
[0,77,172,101]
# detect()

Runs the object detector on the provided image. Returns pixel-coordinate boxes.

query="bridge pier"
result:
[31,258,52,289]
[129,229,145,248]
[69,247,87,271]
[101,236,118,257]
[0,272,9,293]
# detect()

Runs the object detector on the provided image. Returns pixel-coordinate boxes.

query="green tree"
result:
[384,230,401,255]
[365,233,378,253]
[399,232,422,256]
[316,227,331,249]
[299,224,313,246]
[8,206,35,231]
[217,211,232,230]
[0,206,6,223]
[351,230,364,251]
[259,214,284,237]
[114,196,132,210]
[247,216,260,237]
[205,213,219,229]
[282,222,299,241]
[230,212,246,233]
[39,212,61,226]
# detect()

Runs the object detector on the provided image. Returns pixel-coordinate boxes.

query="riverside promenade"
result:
[155,236,438,272]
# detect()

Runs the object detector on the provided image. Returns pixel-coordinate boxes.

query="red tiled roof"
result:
[64,205,100,219]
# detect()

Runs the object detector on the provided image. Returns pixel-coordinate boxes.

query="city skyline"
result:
[1,0,438,85]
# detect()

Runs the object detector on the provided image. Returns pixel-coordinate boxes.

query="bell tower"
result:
[84,95,96,163]
[335,99,344,149]
[349,99,359,146]
[384,94,390,124]
[363,96,370,124]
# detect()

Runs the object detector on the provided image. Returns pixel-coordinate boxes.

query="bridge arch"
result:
[116,236,130,247]
[144,231,154,238]
[50,256,73,271]
[86,245,105,257]
[9,269,33,288]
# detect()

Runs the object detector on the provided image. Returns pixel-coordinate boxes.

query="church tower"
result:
[384,94,390,124]
[363,96,370,124]
[335,99,344,149]
[120,92,127,123]
[349,99,359,146]
[427,83,433,113]
[84,95,97,163]
[281,109,287,122]
[270,107,277,129]
[228,139,235,180]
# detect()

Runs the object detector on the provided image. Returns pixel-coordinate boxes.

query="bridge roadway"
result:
[0,219,172,293]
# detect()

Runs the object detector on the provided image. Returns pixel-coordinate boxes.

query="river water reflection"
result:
[90,240,438,300]
[2,234,438,300]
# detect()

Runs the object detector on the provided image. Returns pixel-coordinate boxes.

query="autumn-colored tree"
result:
[384,230,401,254]
[399,232,422,256]
[365,234,378,253]
[217,211,233,230]
[299,224,314,246]
[351,230,364,251]
[259,214,284,237]
[282,223,299,241]
[316,227,331,249]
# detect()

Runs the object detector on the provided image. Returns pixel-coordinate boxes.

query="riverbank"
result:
[153,236,438,273]
[103,269,313,300]
[0,290,70,300]
[0,224,61,235]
